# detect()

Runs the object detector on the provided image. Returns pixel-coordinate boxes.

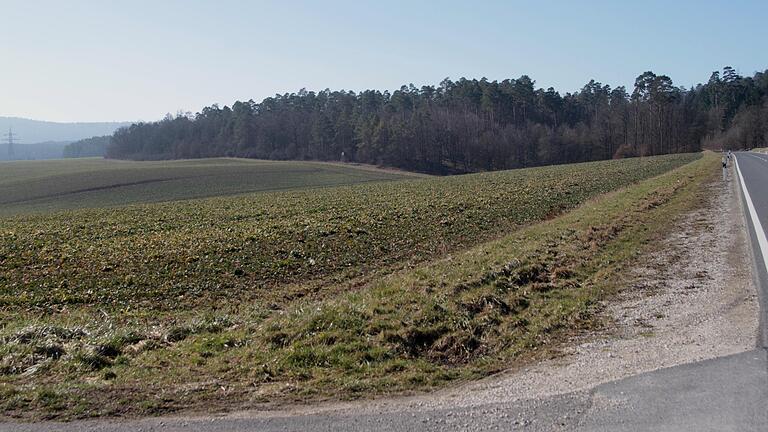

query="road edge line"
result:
[734,154,768,349]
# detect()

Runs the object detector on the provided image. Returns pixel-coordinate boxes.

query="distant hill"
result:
[0,117,131,144]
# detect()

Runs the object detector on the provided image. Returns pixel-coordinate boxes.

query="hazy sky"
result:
[1,0,766,122]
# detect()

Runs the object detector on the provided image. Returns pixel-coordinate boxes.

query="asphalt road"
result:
[3,153,767,431]
[734,151,768,348]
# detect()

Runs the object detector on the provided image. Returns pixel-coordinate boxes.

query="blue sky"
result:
[0,0,766,122]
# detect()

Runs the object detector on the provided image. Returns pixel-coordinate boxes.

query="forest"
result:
[107,67,768,174]
[63,135,111,158]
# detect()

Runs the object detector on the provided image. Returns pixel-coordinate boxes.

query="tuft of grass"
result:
[70,348,113,372]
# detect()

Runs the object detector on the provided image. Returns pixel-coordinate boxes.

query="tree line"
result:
[63,135,111,158]
[107,67,768,174]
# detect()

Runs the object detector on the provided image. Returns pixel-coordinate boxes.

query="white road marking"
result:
[746,152,768,163]
[735,154,768,275]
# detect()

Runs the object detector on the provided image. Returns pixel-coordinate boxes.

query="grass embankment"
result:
[0,153,713,419]
[0,158,416,216]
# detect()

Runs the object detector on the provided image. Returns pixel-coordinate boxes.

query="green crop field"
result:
[0,153,712,419]
[0,158,417,216]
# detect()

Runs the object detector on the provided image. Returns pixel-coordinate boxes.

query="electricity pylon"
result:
[3,127,19,157]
